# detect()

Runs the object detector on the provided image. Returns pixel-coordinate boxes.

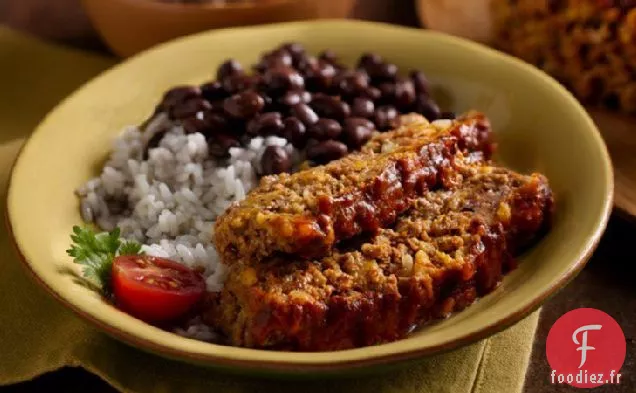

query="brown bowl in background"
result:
[81,0,354,57]
[415,0,493,43]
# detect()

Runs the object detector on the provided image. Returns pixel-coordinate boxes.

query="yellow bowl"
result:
[81,0,354,57]
[7,20,613,374]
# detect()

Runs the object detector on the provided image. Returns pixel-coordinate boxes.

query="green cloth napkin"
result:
[0,27,540,393]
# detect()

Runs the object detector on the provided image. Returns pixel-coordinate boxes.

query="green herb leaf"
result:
[119,241,143,256]
[66,226,143,296]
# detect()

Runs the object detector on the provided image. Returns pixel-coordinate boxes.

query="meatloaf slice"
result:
[363,110,493,160]
[214,111,494,265]
[207,165,553,351]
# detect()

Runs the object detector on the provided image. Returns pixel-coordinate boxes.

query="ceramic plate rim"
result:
[6,20,614,373]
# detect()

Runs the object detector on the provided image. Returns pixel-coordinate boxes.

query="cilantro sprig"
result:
[66,226,143,295]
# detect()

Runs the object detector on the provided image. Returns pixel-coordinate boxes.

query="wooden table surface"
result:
[0,1,634,392]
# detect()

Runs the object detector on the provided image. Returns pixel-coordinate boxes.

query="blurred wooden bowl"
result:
[81,0,354,57]
[415,0,494,44]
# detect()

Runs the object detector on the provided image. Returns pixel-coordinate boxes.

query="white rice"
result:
[76,113,301,294]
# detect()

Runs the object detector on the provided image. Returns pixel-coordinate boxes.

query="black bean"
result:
[182,117,210,135]
[261,49,293,70]
[246,112,284,136]
[357,53,383,69]
[347,117,374,130]
[306,140,348,164]
[238,132,254,146]
[336,101,352,121]
[319,49,338,64]
[343,118,374,148]
[208,113,230,132]
[183,112,229,136]
[378,82,396,104]
[245,118,260,135]
[279,90,312,107]
[216,59,243,81]
[261,146,292,175]
[260,92,275,111]
[290,103,319,126]
[335,70,369,97]
[161,86,201,109]
[374,105,399,131]
[252,62,267,74]
[269,48,293,64]
[259,98,283,116]
[394,77,416,109]
[151,103,164,116]
[281,42,306,66]
[263,67,304,94]
[410,70,430,93]
[414,95,441,121]
[305,138,320,150]
[297,55,318,72]
[222,74,258,94]
[208,133,240,158]
[304,61,337,92]
[200,81,228,102]
[144,129,168,159]
[308,118,342,140]
[351,97,375,118]
[206,99,226,113]
[281,42,305,57]
[368,63,398,83]
[310,94,350,121]
[223,91,265,118]
[359,86,382,101]
[283,117,307,148]
[170,98,212,119]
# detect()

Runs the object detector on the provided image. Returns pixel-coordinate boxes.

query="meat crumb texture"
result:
[206,164,553,350]
[214,111,495,265]
[206,111,554,351]
[492,0,636,112]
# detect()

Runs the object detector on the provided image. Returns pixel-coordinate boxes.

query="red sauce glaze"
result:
[315,136,469,254]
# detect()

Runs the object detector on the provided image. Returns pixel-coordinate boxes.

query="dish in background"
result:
[417,1,636,221]
[81,0,354,57]
[585,108,636,220]
[7,20,613,374]
[156,0,257,3]
[415,0,494,44]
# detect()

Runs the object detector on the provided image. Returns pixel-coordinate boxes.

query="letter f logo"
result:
[572,324,602,368]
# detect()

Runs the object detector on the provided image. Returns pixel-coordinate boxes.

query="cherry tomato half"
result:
[112,255,205,323]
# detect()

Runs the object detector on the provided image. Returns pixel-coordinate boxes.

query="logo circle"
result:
[546,308,626,388]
